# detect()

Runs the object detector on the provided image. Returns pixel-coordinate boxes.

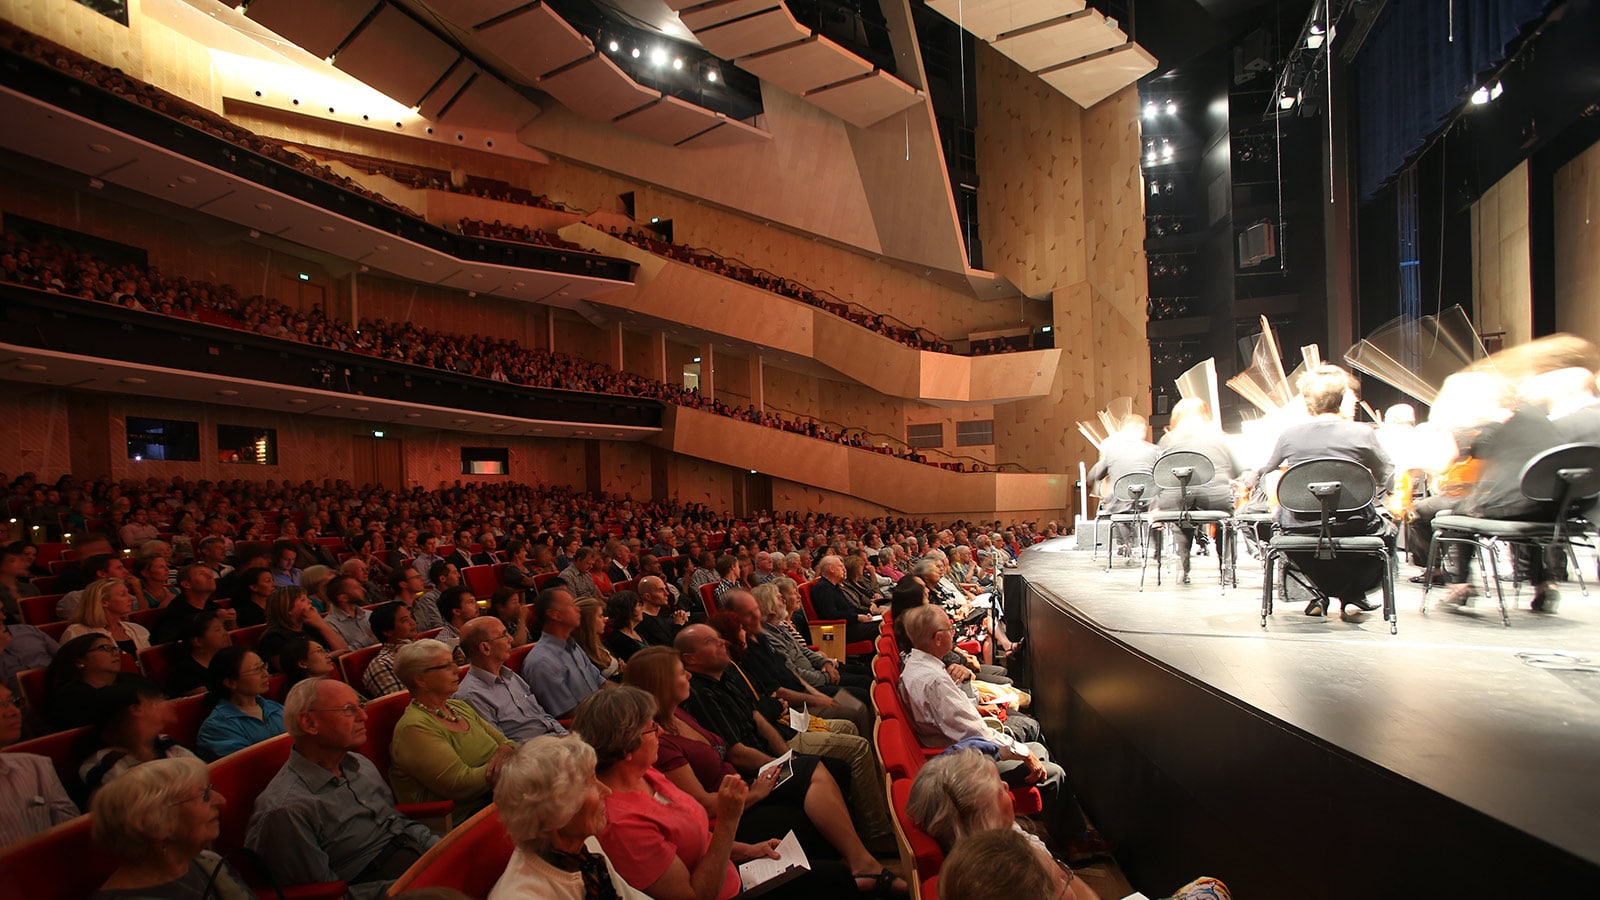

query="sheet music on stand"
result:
[738,830,810,896]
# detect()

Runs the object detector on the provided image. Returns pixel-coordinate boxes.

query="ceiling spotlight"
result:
[1150,180,1160,196]
[1489,81,1504,101]
[706,68,719,83]
[672,57,684,70]
[630,47,640,59]
[1164,100,1177,116]
[1161,139,1173,159]
[649,47,667,67]
[1471,86,1490,105]
[1307,23,1325,49]
[608,40,619,53]
[1143,102,1157,119]
[1279,93,1296,110]
[1146,148,1158,164]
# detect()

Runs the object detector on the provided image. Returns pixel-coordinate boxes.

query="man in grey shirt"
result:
[557,547,604,599]
[453,616,566,741]
[247,678,438,900]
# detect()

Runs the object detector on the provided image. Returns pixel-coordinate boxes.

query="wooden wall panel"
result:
[0,0,144,76]
[1554,142,1600,348]
[976,42,1148,473]
[0,385,73,480]
[1471,160,1533,348]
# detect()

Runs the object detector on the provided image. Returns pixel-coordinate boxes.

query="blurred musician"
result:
[1155,399,1243,584]
[1087,415,1160,558]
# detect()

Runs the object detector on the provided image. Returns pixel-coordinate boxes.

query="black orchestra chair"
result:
[1141,450,1233,591]
[1260,458,1397,634]
[1422,442,1600,626]
[1093,471,1157,572]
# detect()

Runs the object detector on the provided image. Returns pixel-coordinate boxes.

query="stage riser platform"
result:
[1020,573,1600,897]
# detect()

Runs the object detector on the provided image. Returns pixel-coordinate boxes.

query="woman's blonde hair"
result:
[90,756,209,861]
[71,578,126,629]
[622,645,683,724]
[301,565,335,599]
[265,585,307,631]
[574,597,613,671]
[750,582,786,621]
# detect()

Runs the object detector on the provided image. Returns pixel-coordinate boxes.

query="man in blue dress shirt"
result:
[519,585,608,717]
[455,615,566,740]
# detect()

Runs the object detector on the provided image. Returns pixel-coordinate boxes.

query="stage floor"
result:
[1017,537,1600,867]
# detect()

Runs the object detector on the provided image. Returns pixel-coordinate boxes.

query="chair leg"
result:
[1564,539,1588,597]
[1421,532,1442,614]
[1138,525,1152,592]
[1482,540,1510,627]
[1382,548,1397,635]
[1260,547,1274,628]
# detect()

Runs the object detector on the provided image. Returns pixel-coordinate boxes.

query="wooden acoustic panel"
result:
[333,5,461,108]
[679,0,781,32]
[435,69,540,132]
[244,0,373,61]
[537,54,661,121]
[693,6,809,60]
[924,0,1084,42]
[804,71,922,128]
[992,10,1125,73]
[614,96,725,145]
[424,0,530,29]
[737,36,874,95]
[471,2,593,83]
[674,115,774,148]
[1037,42,1157,109]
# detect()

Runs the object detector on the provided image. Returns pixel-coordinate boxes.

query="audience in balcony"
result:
[459,217,597,254]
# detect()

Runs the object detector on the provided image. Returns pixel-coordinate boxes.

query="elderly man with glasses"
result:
[246,678,439,900]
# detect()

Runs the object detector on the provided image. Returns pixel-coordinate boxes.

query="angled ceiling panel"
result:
[804,71,922,128]
[244,0,375,60]
[470,2,594,83]
[417,58,475,119]
[434,68,540,131]
[537,54,661,121]
[736,36,873,94]
[692,7,809,60]
[333,5,462,107]
[673,116,774,148]
[991,11,1125,72]
[422,0,531,29]
[923,0,1084,42]
[614,95,724,144]
[679,0,781,32]
[1037,42,1158,108]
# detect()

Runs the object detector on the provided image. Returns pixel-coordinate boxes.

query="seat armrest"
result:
[397,800,455,819]
[278,882,349,900]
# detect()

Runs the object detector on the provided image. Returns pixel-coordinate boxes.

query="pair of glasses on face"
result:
[171,783,217,805]
[311,701,368,717]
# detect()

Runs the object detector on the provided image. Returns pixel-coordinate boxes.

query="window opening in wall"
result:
[74,0,129,26]
[955,420,994,447]
[126,417,200,462]
[683,362,701,392]
[907,423,944,449]
[461,447,510,475]
[218,424,278,466]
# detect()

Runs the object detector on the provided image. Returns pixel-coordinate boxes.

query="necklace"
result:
[412,700,461,723]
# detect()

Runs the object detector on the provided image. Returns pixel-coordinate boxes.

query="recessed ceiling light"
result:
[177,175,197,184]
[254,202,272,211]
[216,389,239,396]
[453,418,469,424]
[16,363,47,372]
[319,225,336,233]
[119,376,147,385]
[375,244,389,252]
[353,406,370,412]
[422,260,435,267]
[88,143,111,154]
[289,398,308,404]
[405,413,422,418]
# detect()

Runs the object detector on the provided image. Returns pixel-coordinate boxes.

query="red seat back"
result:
[872,654,899,686]
[16,666,47,715]
[208,733,294,855]
[876,634,898,657]
[166,694,209,748]
[339,643,383,691]
[231,624,267,649]
[126,608,162,631]
[356,691,412,780]
[462,564,498,598]
[533,571,561,591]
[139,644,172,690]
[891,778,945,876]
[5,725,89,789]
[799,579,821,621]
[19,594,61,625]
[0,815,116,899]
[877,718,925,780]
[699,582,717,617]
[39,621,69,642]
[388,804,514,895]
[507,642,535,675]
[872,681,906,720]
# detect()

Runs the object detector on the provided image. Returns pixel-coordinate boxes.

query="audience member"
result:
[0,682,77,847]
[163,610,230,698]
[521,587,608,718]
[63,577,152,656]
[0,614,57,695]
[43,634,127,730]
[363,601,417,698]
[88,756,245,898]
[278,635,336,692]
[454,616,566,742]
[602,590,648,662]
[574,596,621,679]
[195,647,285,760]
[325,575,379,650]
[389,639,517,818]
[257,585,349,670]
[79,677,198,797]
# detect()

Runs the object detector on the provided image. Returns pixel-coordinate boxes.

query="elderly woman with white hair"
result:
[389,638,518,818]
[489,734,647,899]
[89,756,248,898]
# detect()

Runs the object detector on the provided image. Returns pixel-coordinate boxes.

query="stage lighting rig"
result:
[1265,0,1388,120]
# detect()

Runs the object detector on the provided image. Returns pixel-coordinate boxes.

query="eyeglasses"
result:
[241,664,270,676]
[172,783,217,805]
[422,662,456,673]
[1055,861,1077,898]
[88,644,120,655]
[641,720,663,736]
[310,702,368,717]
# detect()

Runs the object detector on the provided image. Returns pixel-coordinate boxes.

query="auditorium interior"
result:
[0,0,1598,897]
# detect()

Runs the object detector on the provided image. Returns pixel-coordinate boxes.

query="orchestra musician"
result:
[1087,415,1160,559]
[1154,399,1243,584]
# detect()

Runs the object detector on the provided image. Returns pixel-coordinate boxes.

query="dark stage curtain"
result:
[1354,0,1551,201]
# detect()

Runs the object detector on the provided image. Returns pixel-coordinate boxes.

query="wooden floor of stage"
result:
[1016,536,1600,868]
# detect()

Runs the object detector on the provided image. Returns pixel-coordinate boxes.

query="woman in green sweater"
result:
[388,638,518,817]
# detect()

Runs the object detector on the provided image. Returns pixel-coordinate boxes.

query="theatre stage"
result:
[1012,537,1600,898]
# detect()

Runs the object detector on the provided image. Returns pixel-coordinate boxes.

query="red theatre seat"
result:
[231,623,267,649]
[355,690,454,823]
[338,643,383,691]
[462,564,499,598]
[699,582,717,618]
[798,579,873,656]
[387,804,515,896]
[0,815,116,900]
[5,725,89,790]
[19,593,61,625]
[891,778,944,877]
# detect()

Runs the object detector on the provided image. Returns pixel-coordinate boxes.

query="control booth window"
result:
[907,424,943,449]
[461,447,510,476]
[956,420,995,447]
[126,417,200,462]
[218,424,278,466]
